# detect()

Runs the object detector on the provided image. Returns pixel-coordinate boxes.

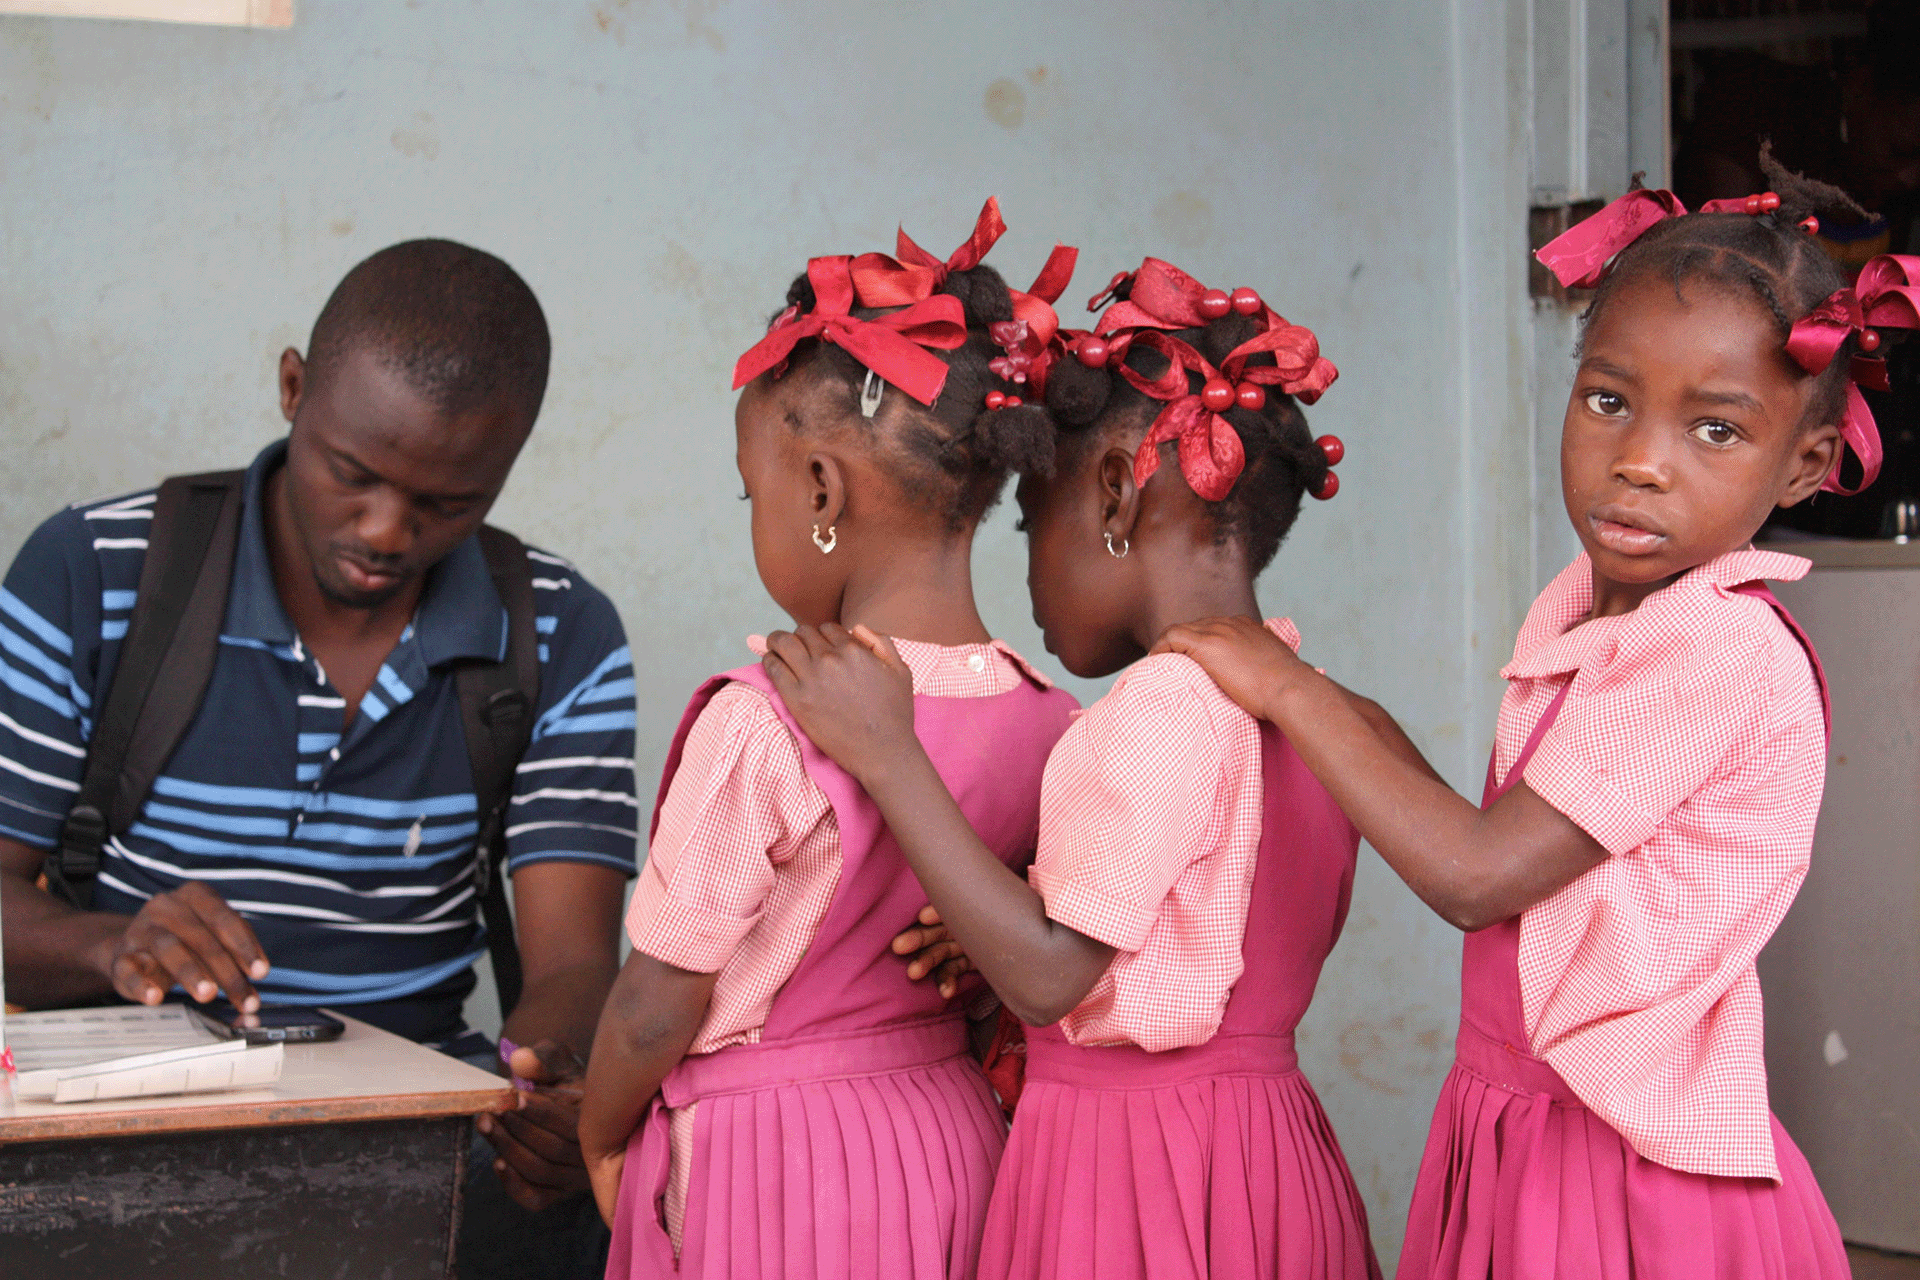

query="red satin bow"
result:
[1006,244,1080,398]
[731,256,967,406]
[1090,259,1337,500]
[1535,188,1689,290]
[849,197,1009,307]
[1784,254,1920,494]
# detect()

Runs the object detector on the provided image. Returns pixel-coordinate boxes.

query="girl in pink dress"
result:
[1160,158,1914,1278]
[578,200,1081,1280]
[762,257,1382,1279]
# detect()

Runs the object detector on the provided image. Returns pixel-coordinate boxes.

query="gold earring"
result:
[1105,532,1129,559]
[813,523,838,554]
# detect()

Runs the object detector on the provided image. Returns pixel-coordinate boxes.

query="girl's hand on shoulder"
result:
[1153,616,1310,722]
[762,623,917,780]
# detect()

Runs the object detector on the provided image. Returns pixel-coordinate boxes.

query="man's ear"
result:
[279,348,307,425]
[1778,421,1842,508]
[807,450,848,542]
[1099,444,1144,544]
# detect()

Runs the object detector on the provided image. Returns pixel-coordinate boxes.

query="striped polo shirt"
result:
[0,441,639,1043]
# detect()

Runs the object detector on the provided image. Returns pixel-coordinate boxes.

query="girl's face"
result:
[735,377,844,627]
[1561,273,1840,605]
[1015,431,1145,679]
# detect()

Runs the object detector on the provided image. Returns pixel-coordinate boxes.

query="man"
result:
[0,240,634,1278]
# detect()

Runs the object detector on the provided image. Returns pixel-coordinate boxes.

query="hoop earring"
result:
[812,523,838,554]
[1104,532,1129,559]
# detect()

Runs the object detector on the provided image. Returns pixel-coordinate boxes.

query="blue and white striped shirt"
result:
[0,441,639,1042]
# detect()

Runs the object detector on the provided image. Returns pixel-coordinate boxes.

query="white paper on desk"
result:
[6,1004,285,1102]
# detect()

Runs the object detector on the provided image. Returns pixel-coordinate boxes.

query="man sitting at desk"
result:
[0,240,634,1279]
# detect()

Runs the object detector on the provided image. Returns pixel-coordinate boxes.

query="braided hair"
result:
[771,263,1054,530]
[1041,287,1331,573]
[1583,146,1870,434]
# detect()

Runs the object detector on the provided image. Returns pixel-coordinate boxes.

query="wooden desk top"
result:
[0,1012,516,1143]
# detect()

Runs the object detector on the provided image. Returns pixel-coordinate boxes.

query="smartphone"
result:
[196,1003,346,1045]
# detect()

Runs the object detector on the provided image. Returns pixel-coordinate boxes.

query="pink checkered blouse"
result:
[1030,619,1303,1051]
[1503,548,1827,1180]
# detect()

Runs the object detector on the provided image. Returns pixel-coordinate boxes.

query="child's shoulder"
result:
[1096,650,1250,732]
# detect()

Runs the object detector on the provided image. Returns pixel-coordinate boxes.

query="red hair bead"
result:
[1860,328,1882,352]
[1075,337,1110,367]
[1800,215,1820,235]
[1005,395,1022,407]
[1235,382,1266,411]
[1316,434,1345,466]
[1229,287,1263,316]
[1312,471,1340,500]
[984,391,1006,410]
[1743,192,1781,215]
[1197,289,1232,321]
[1200,378,1236,412]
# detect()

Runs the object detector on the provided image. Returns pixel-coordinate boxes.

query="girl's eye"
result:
[1689,420,1741,447]
[1012,517,1030,534]
[1583,390,1628,418]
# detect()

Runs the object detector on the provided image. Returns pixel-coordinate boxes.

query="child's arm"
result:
[577,953,717,1226]
[761,625,1115,1027]
[1155,617,1605,931]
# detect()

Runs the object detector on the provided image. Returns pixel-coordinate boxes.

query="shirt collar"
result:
[745,634,1057,691]
[223,438,506,666]
[1501,547,1811,681]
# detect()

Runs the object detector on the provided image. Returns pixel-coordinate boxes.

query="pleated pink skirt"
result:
[607,1029,1005,1280]
[978,1034,1380,1280]
[1398,1024,1850,1280]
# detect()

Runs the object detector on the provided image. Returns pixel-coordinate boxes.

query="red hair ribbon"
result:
[731,255,967,406]
[1000,244,1080,399]
[1535,188,1689,290]
[1088,258,1338,501]
[849,197,1009,307]
[1784,254,1919,494]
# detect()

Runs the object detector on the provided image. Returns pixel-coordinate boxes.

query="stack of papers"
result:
[5,1005,283,1103]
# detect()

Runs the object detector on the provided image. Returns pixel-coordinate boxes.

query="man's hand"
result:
[477,1039,592,1213]
[760,623,917,783]
[891,905,974,1000]
[110,881,270,1021]
[1152,617,1311,723]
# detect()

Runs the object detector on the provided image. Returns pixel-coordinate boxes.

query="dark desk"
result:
[0,1012,514,1278]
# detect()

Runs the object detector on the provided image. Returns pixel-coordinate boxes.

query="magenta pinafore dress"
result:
[1398,584,1850,1280]
[977,722,1382,1280]
[607,663,1077,1280]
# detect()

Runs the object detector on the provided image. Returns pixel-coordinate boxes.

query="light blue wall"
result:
[0,1,1543,1261]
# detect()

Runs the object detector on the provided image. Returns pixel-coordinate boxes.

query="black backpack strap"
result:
[456,526,541,1020]
[47,470,246,908]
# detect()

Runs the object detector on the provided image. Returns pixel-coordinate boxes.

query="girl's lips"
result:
[1589,515,1666,556]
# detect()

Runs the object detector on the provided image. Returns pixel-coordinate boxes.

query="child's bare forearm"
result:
[578,953,716,1158]
[858,747,1113,1026]
[1264,674,1604,929]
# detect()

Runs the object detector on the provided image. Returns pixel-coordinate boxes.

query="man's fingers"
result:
[509,1040,584,1086]
[510,1086,586,1142]
[496,1107,583,1166]
[488,1118,588,1193]
[493,1158,566,1213]
[184,887,270,981]
[111,951,170,1005]
[152,910,259,1013]
[142,931,222,1004]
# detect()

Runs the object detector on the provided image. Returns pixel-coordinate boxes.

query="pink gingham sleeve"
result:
[1522,602,1775,855]
[626,683,830,973]
[1030,657,1230,954]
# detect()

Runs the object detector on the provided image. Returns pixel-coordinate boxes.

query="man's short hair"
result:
[306,239,551,423]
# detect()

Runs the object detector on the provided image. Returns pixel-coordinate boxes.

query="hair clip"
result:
[1087,270,1132,313]
[1743,192,1782,215]
[860,368,883,419]
[987,319,1034,384]
[983,391,1021,410]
